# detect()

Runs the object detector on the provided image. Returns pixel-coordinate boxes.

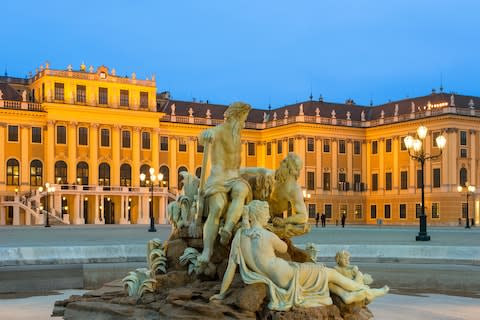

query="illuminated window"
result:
[7,158,20,186]
[30,160,43,186]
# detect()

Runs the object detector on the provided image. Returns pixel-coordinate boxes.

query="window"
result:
[56,125,66,144]
[459,168,467,187]
[54,82,64,101]
[400,171,408,189]
[353,173,362,191]
[140,92,149,108]
[400,136,407,151]
[120,164,131,186]
[354,204,362,219]
[460,149,467,158]
[100,128,110,147]
[266,142,272,155]
[99,87,108,105]
[460,130,467,146]
[7,159,20,185]
[370,205,377,219]
[462,203,468,219]
[30,160,43,186]
[98,163,110,186]
[433,168,441,188]
[197,142,204,153]
[77,162,89,185]
[160,136,168,151]
[248,142,255,156]
[307,137,314,152]
[339,140,346,154]
[338,172,347,191]
[140,165,150,187]
[8,125,19,142]
[416,203,422,218]
[179,140,187,152]
[385,138,392,152]
[323,172,331,191]
[54,161,67,184]
[160,166,169,188]
[32,127,42,143]
[323,139,330,152]
[178,166,188,189]
[400,204,407,219]
[122,130,131,148]
[417,169,423,189]
[76,85,86,103]
[371,141,378,154]
[307,171,315,190]
[325,204,332,219]
[432,203,440,219]
[339,172,346,183]
[308,204,316,219]
[432,132,439,148]
[385,172,392,190]
[354,141,361,155]
[142,131,151,149]
[371,173,378,191]
[277,140,283,154]
[384,204,391,219]
[288,138,294,152]
[120,90,129,107]
[78,127,88,146]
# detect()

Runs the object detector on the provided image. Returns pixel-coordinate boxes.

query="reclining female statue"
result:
[210,200,388,311]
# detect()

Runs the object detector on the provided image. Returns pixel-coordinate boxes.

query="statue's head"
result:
[244,200,270,227]
[275,153,303,183]
[335,250,351,267]
[225,101,251,123]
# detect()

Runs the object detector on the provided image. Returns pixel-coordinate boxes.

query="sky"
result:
[2,0,480,109]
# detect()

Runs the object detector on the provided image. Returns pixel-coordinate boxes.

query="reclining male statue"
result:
[210,200,389,311]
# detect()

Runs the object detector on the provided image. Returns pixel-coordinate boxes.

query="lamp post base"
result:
[416,233,430,241]
[148,227,157,232]
[465,225,471,229]
[45,225,51,228]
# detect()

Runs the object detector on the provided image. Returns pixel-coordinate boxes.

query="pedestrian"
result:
[341,214,346,228]
[321,213,326,227]
[315,212,320,228]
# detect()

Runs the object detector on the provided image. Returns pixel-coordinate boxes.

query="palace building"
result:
[1,63,479,226]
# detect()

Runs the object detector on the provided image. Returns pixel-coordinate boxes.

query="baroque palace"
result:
[0,63,479,226]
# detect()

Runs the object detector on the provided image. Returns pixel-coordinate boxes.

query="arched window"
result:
[99,163,111,186]
[178,166,188,190]
[160,165,169,188]
[6,158,20,186]
[195,167,202,179]
[140,164,150,187]
[120,164,132,186]
[30,160,43,186]
[77,162,89,185]
[54,161,67,184]
[460,167,468,187]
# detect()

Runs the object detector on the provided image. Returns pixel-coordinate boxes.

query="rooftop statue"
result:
[210,200,389,310]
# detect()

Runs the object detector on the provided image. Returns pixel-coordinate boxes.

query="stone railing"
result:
[0,99,44,112]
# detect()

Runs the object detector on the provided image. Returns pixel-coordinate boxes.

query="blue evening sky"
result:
[2,0,479,108]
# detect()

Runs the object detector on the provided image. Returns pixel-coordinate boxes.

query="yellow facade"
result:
[1,64,479,226]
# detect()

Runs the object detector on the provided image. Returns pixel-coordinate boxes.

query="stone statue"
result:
[394,104,399,116]
[380,110,384,119]
[89,66,94,73]
[346,111,351,120]
[411,101,415,113]
[333,250,373,286]
[0,89,3,100]
[132,72,136,80]
[315,107,320,116]
[284,109,289,119]
[450,94,455,107]
[196,102,252,265]
[111,68,116,76]
[188,107,194,117]
[361,110,365,121]
[167,172,200,231]
[171,104,176,116]
[206,109,211,119]
[210,200,389,310]
[22,90,27,102]
[299,103,304,116]
[273,112,277,120]
[67,64,72,71]
[263,112,267,123]
[468,99,475,109]
[331,109,336,119]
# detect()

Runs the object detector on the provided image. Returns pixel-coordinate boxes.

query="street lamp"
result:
[140,168,164,232]
[404,126,447,241]
[457,183,475,229]
[39,182,55,228]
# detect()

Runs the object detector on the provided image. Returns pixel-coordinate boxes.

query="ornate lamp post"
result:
[38,183,55,228]
[404,126,446,241]
[140,168,163,232]
[457,183,475,229]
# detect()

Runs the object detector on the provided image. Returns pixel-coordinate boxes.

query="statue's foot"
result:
[197,251,211,265]
[365,286,389,302]
[219,228,232,246]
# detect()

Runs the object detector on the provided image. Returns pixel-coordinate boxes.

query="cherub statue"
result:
[210,200,389,310]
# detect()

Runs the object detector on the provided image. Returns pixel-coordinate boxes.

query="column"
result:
[188,137,195,171]
[89,124,99,185]
[448,129,458,191]
[94,194,100,224]
[132,127,141,187]
[409,154,416,192]
[169,137,178,190]
[365,140,371,192]
[73,194,81,224]
[332,138,338,192]
[315,138,323,193]
[241,141,246,167]
[13,194,20,225]
[46,121,55,183]
[152,128,160,172]
[379,139,384,193]
[441,132,448,192]
[0,206,5,225]
[112,125,121,186]
[393,137,399,193]
[425,133,432,192]
[125,196,131,223]
[347,139,353,186]
[100,194,105,223]
[271,141,277,169]
[159,194,166,224]
[120,195,126,224]
[297,136,306,188]
[20,125,30,189]
[0,124,5,189]
[470,130,476,185]
[68,122,77,184]
[79,195,85,222]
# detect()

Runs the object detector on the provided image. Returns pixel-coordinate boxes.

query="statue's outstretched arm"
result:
[210,257,237,300]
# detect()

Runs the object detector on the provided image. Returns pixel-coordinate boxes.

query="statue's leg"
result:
[198,193,227,264]
[326,268,366,291]
[220,183,249,245]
